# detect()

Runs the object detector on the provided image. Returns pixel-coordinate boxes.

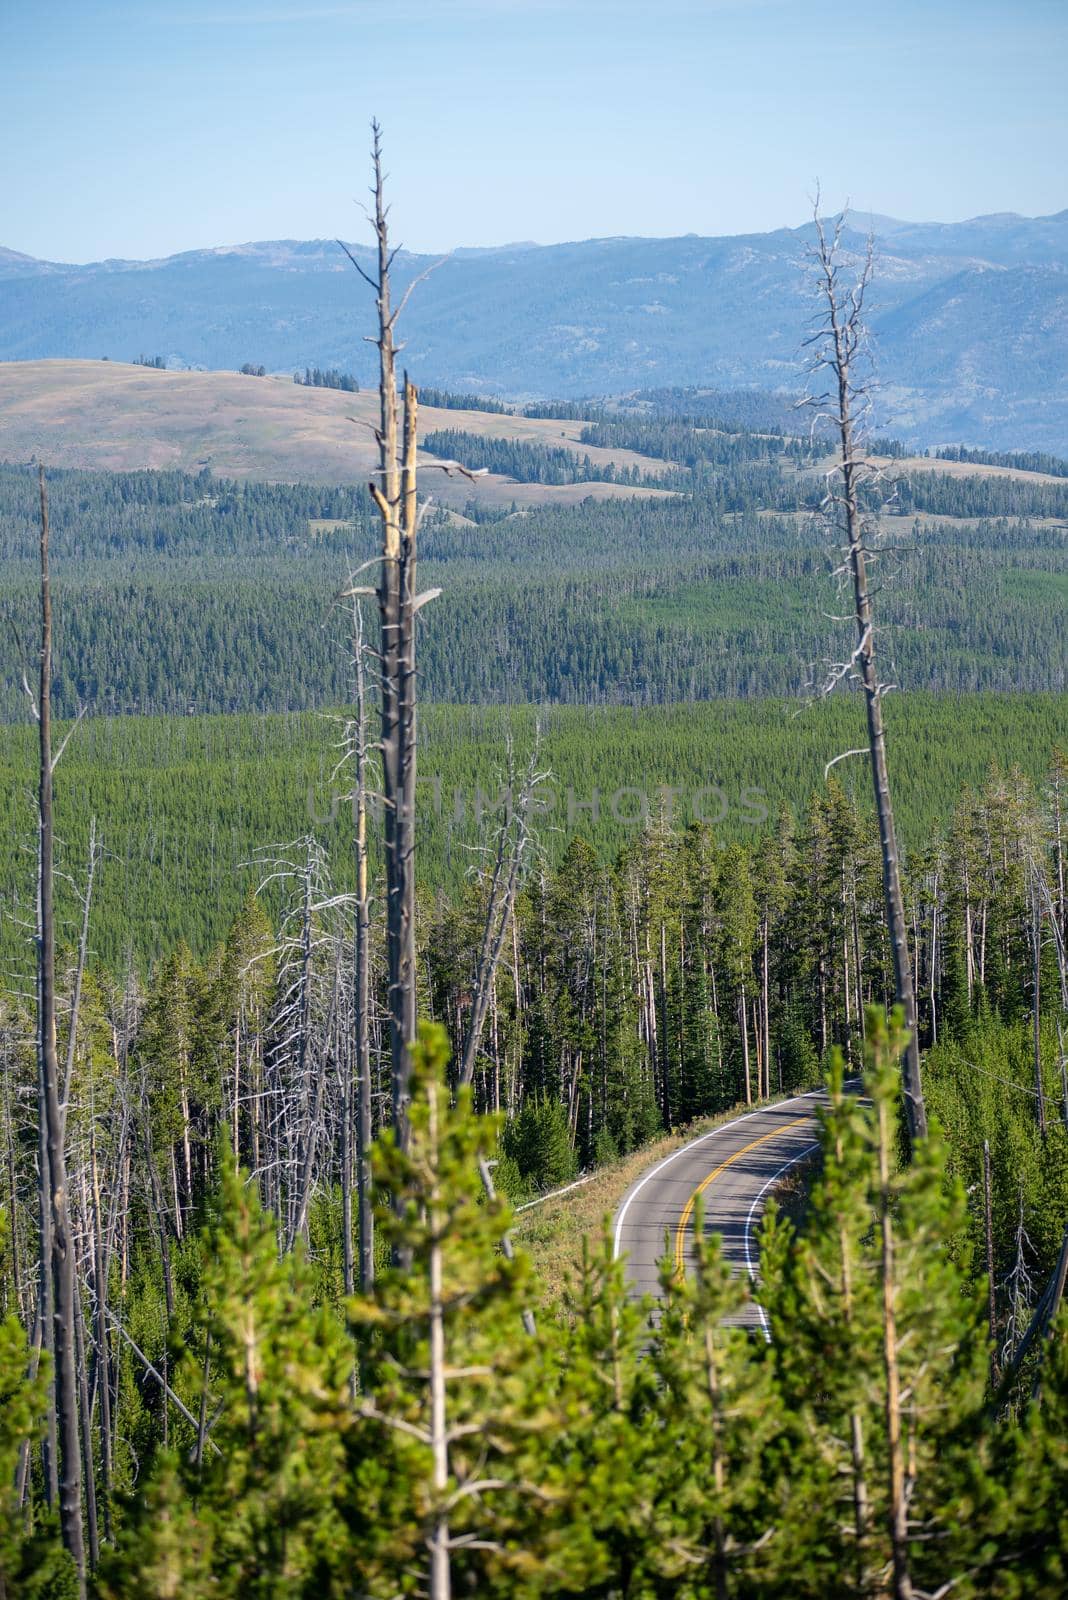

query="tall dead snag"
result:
[35,467,87,1593]
[459,746,546,1089]
[342,123,426,1150]
[349,598,375,1289]
[805,208,928,1152]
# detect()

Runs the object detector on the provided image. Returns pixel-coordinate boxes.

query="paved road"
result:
[613,1092,829,1335]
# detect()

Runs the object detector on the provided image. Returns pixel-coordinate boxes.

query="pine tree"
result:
[346,1023,559,1600]
[99,1151,354,1600]
[650,1211,786,1598]
[760,1009,1000,1599]
[0,1246,76,1598]
[1002,1310,1068,1597]
[545,1230,663,1598]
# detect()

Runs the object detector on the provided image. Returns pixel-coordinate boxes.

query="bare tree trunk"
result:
[347,123,422,1150]
[90,1133,114,1542]
[928,882,939,1046]
[349,602,375,1291]
[963,861,975,1004]
[658,923,670,1124]
[74,1286,99,1567]
[340,1053,355,1299]
[739,984,751,1106]
[36,1015,59,1509]
[1051,751,1066,947]
[1031,874,1047,1136]
[761,913,771,1093]
[36,468,87,1593]
[509,912,524,1113]
[983,1139,997,1386]
[808,214,928,1153]
[61,818,98,1118]
[460,754,542,1088]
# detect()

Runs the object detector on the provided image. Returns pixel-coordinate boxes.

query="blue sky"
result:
[2,0,1065,261]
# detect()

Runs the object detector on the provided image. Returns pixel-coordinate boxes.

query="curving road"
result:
[613,1091,831,1336]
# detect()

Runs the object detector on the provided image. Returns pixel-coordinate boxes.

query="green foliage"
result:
[926,1015,1068,1290]
[422,429,655,487]
[418,386,509,413]
[935,443,1068,478]
[650,1214,789,1598]
[1002,1312,1068,1596]
[502,1098,577,1192]
[4,1015,1067,1598]
[347,1023,561,1597]
[294,366,359,392]
[100,1151,354,1599]
[544,1234,663,1597]
[0,1282,77,1598]
[4,691,1064,973]
[1,458,1064,723]
[761,1011,1005,1598]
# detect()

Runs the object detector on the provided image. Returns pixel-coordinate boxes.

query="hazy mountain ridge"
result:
[2,210,1066,450]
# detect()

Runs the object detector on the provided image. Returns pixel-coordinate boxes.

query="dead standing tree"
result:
[804,207,928,1153]
[33,467,88,1594]
[340,123,436,1151]
[350,598,376,1289]
[459,743,548,1090]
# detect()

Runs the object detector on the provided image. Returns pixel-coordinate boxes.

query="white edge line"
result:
[514,1171,598,1213]
[743,1140,821,1342]
[611,1088,828,1262]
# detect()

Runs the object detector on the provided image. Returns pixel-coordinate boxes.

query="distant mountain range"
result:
[2,210,1066,452]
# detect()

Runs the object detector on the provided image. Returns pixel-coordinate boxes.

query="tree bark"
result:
[1031,875,1046,1136]
[983,1139,997,1386]
[36,467,87,1593]
[810,217,928,1151]
[357,123,420,1151]
[352,604,375,1290]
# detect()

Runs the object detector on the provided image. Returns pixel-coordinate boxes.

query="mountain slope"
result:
[1,213,1066,450]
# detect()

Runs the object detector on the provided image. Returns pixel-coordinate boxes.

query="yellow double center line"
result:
[673,1115,812,1278]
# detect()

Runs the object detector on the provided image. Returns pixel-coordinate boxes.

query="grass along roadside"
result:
[766,1150,821,1234]
[510,1089,818,1299]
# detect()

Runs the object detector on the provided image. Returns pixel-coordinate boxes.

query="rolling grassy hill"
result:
[0,360,677,509]
[0,360,1060,508]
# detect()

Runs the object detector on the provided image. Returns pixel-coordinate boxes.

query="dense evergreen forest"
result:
[1,692,1066,967]
[1,457,1065,720]
[935,443,1068,478]
[2,755,1068,1594]
[2,364,1067,1594]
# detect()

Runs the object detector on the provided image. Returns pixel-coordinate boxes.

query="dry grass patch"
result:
[870,453,1066,486]
[0,359,677,509]
[767,1151,820,1234]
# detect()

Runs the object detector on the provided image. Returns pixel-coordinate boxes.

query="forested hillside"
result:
[3,735,1067,1595]
[1,453,1065,721]
[1,695,1066,967]
[3,177,1067,1600]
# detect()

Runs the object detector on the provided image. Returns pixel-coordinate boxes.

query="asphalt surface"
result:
[613,1091,828,1335]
